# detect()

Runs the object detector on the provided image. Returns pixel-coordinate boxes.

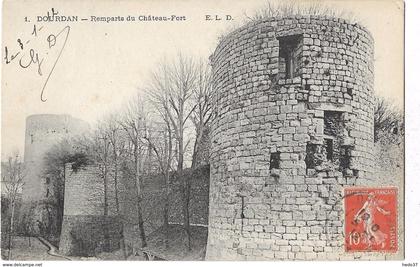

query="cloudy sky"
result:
[1,0,403,158]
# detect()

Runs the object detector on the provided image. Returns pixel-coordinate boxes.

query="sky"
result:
[1,0,404,158]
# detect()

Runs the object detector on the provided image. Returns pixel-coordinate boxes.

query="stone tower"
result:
[22,114,90,203]
[59,164,121,256]
[206,15,374,260]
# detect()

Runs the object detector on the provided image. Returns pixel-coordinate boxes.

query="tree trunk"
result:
[163,130,170,249]
[113,153,127,259]
[163,191,169,249]
[134,144,147,248]
[57,163,66,236]
[191,127,203,169]
[113,157,120,211]
[136,198,147,248]
[103,163,111,252]
[7,199,15,260]
[177,114,191,250]
[45,206,53,237]
[178,131,184,171]
[183,175,191,251]
[103,165,109,216]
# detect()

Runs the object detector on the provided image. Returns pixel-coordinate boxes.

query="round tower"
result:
[22,114,90,203]
[206,15,374,260]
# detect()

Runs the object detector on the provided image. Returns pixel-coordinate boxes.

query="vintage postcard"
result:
[1,0,405,262]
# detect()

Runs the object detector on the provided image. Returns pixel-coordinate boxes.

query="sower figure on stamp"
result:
[353,192,391,249]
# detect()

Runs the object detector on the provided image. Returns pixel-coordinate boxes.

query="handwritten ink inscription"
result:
[4,21,70,102]
[344,187,398,252]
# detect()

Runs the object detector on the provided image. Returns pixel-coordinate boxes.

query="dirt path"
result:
[3,236,64,261]
[36,236,73,260]
[3,236,120,261]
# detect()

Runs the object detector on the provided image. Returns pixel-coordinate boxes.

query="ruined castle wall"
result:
[59,164,121,256]
[60,163,210,256]
[120,166,210,254]
[206,15,375,260]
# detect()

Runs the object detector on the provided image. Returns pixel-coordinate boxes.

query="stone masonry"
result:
[59,164,121,256]
[23,114,89,202]
[206,15,376,260]
[59,163,210,256]
[20,114,89,234]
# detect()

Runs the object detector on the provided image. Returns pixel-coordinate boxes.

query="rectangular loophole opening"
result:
[305,143,318,169]
[278,35,302,79]
[324,138,333,161]
[269,152,280,170]
[324,111,344,137]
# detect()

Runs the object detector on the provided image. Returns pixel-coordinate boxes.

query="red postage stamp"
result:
[344,187,398,252]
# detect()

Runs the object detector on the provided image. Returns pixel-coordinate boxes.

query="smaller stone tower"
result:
[59,164,121,256]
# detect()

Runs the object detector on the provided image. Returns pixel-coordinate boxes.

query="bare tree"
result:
[118,93,148,248]
[374,96,404,143]
[147,53,199,250]
[92,124,113,251]
[142,114,174,248]
[190,60,214,168]
[148,54,197,171]
[2,154,25,260]
[103,115,128,258]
